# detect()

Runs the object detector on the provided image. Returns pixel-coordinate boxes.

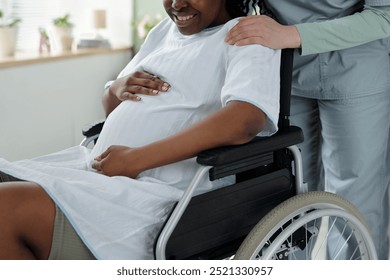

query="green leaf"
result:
[53,14,73,28]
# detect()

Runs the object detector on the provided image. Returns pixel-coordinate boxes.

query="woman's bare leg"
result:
[0,182,55,259]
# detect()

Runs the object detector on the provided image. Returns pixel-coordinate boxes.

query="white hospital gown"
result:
[0,18,280,259]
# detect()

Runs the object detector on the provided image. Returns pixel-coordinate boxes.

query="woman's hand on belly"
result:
[103,70,171,116]
[91,145,142,178]
[109,71,170,101]
[112,71,170,101]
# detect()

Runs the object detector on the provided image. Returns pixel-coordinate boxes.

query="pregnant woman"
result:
[0,0,280,260]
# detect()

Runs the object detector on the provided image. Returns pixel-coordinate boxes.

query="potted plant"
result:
[0,9,21,57]
[51,14,74,52]
[133,14,163,51]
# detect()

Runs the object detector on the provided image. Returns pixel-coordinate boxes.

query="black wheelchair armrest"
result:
[197,126,303,166]
[82,119,105,138]
[197,126,304,180]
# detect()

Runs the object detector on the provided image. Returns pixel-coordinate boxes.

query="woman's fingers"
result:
[119,71,170,101]
[133,71,170,92]
[91,160,101,171]
[92,147,112,171]
[91,146,137,177]
[94,147,112,161]
[120,92,142,102]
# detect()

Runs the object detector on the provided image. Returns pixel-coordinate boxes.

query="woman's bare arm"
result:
[92,101,266,178]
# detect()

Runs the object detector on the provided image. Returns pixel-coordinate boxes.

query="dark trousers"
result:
[0,171,23,183]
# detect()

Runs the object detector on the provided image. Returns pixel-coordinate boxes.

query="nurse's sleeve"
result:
[296,5,390,56]
[221,44,281,137]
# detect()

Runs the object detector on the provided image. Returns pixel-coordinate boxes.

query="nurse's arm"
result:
[226,5,390,55]
[296,5,390,55]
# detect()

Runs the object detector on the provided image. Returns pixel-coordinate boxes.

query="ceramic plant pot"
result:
[50,26,73,52]
[0,26,17,57]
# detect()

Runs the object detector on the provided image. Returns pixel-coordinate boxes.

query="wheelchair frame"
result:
[81,49,377,260]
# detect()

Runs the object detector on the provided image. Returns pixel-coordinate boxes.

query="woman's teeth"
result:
[175,14,194,21]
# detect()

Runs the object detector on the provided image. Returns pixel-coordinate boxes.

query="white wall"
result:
[134,0,165,19]
[0,50,132,161]
[0,0,136,161]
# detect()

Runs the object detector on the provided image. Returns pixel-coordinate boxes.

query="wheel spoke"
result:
[234,192,377,260]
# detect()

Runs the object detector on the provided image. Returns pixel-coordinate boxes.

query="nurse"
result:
[226,0,390,259]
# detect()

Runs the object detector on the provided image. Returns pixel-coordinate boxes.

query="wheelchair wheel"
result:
[234,191,377,260]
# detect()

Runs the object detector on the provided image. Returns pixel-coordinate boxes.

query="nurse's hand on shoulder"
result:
[225,15,301,49]
[91,145,142,179]
[108,70,170,102]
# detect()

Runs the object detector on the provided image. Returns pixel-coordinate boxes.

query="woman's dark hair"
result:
[226,0,262,18]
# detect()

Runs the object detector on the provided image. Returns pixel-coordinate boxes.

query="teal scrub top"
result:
[263,0,390,99]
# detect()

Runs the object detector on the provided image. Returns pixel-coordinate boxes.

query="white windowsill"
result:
[0,46,133,69]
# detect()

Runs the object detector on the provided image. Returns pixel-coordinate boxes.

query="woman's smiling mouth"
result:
[173,13,197,26]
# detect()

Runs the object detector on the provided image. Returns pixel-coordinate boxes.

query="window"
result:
[1,0,133,52]
[4,0,63,51]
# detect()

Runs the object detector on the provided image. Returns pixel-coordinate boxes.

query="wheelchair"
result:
[81,49,377,260]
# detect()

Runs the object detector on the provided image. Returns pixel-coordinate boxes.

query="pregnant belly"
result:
[89,97,204,161]
[87,97,225,191]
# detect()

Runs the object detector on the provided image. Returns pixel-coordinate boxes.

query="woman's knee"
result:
[0,182,56,259]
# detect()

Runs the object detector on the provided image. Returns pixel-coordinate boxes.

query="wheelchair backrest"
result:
[278,48,294,129]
